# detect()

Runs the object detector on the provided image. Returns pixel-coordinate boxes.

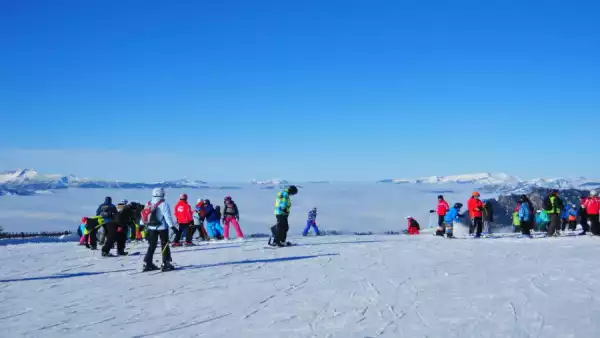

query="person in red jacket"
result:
[468,192,484,238]
[406,216,420,235]
[436,195,450,228]
[173,193,194,246]
[583,190,600,235]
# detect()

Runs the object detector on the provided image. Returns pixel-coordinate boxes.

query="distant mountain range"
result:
[377,173,521,185]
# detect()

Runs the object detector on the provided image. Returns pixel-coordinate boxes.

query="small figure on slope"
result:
[204,199,224,240]
[140,188,175,272]
[436,195,450,229]
[96,196,117,244]
[583,190,600,235]
[78,218,89,246]
[173,193,194,246]
[192,199,209,241]
[517,195,533,238]
[270,185,299,247]
[441,203,464,238]
[82,216,105,250]
[302,207,320,236]
[566,204,578,231]
[223,196,244,240]
[543,190,564,236]
[406,216,420,235]
[535,210,550,232]
[579,196,589,235]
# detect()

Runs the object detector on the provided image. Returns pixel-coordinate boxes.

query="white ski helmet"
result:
[152,187,165,198]
[591,190,598,197]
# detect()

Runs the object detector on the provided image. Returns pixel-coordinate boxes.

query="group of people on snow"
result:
[429,193,494,238]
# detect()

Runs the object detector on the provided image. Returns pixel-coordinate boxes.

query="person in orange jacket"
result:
[468,192,484,238]
[173,193,194,246]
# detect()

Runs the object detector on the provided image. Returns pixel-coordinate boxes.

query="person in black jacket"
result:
[128,201,144,241]
[101,200,131,256]
[482,199,494,234]
[96,196,117,244]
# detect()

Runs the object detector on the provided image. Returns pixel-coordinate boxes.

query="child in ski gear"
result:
[560,201,570,231]
[583,190,600,235]
[128,201,144,241]
[303,207,320,236]
[567,204,578,231]
[140,188,175,272]
[512,201,521,233]
[406,216,420,235]
[579,196,589,234]
[441,203,464,237]
[223,196,244,239]
[174,193,194,246]
[190,199,208,240]
[436,195,450,228]
[535,210,550,232]
[101,200,131,257]
[203,200,224,239]
[543,190,564,236]
[482,199,494,234]
[78,218,88,246]
[271,185,298,247]
[517,195,532,236]
[468,192,484,237]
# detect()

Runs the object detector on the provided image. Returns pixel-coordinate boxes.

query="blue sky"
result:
[1,0,599,181]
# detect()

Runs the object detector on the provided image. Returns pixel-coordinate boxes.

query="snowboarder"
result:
[436,195,450,228]
[468,192,484,238]
[101,200,131,257]
[174,194,194,246]
[567,204,578,231]
[517,195,532,237]
[482,199,494,234]
[222,196,244,240]
[140,188,175,272]
[203,200,224,240]
[302,207,320,236]
[579,196,589,235]
[96,196,117,244]
[406,216,420,235]
[583,190,600,235]
[543,190,564,236]
[442,203,464,238]
[270,185,298,247]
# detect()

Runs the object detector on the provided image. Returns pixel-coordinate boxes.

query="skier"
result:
[567,204,578,231]
[96,196,117,244]
[436,195,450,228]
[468,192,484,238]
[173,194,194,246]
[583,190,600,235]
[441,203,464,238]
[302,207,320,236]
[543,190,564,236]
[140,188,175,272]
[270,185,299,247]
[101,200,131,257]
[136,202,151,241]
[579,196,589,235]
[482,199,494,234]
[222,196,244,240]
[406,216,420,235]
[517,195,532,237]
[82,216,105,250]
[203,199,224,240]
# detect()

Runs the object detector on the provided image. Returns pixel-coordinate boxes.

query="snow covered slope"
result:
[379,172,520,185]
[1,235,599,337]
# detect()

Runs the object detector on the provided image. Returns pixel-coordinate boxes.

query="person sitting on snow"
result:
[441,203,464,238]
[303,207,320,236]
[405,216,420,235]
[535,210,550,232]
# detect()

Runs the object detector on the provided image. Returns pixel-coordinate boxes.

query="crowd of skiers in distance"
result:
[77,185,317,272]
[1,231,72,239]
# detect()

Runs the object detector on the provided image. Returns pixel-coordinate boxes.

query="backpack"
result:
[542,196,553,211]
[142,201,163,226]
[100,205,114,219]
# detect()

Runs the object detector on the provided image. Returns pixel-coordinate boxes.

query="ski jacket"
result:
[96,197,118,220]
[116,204,134,226]
[193,212,202,226]
[274,189,292,215]
[195,202,206,219]
[174,200,194,224]
[468,197,483,218]
[483,202,494,222]
[512,212,520,226]
[437,200,450,216]
[407,218,420,229]
[546,196,564,214]
[584,197,600,215]
[560,203,569,220]
[536,210,550,224]
[139,198,175,231]
[204,204,221,222]
[518,202,531,222]
[223,202,239,218]
[307,209,317,222]
[568,207,578,221]
[444,207,462,224]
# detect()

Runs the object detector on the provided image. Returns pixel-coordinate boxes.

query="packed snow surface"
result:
[1,234,600,337]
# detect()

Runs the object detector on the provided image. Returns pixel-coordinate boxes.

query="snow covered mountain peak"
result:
[379,172,520,185]
[249,179,289,185]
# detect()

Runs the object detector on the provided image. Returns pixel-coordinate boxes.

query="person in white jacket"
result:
[140,187,176,272]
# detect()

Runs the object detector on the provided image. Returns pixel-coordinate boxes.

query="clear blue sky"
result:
[1,0,599,182]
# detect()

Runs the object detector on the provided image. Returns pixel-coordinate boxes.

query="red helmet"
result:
[81,217,88,223]
[180,193,188,201]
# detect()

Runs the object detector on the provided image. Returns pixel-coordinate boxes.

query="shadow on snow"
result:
[178,253,339,271]
[0,268,136,283]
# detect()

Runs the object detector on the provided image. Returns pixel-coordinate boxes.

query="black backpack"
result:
[542,196,553,211]
[144,201,163,226]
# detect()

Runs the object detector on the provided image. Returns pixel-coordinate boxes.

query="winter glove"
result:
[429,210,435,213]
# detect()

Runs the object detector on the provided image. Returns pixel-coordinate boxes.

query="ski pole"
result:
[161,232,175,256]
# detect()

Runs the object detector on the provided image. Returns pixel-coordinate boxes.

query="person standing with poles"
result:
[140,188,176,272]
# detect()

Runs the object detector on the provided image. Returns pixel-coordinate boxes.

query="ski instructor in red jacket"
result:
[436,195,450,228]
[468,192,484,238]
[174,193,194,246]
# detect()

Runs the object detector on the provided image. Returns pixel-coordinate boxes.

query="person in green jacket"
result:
[544,190,564,236]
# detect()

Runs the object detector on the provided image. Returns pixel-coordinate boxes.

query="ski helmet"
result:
[180,193,188,201]
[197,198,203,204]
[224,196,232,201]
[591,190,598,197]
[152,187,165,198]
[287,185,298,195]
[472,192,480,197]
[454,202,463,209]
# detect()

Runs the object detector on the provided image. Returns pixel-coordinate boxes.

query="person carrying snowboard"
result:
[543,189,564,236]
[406,216,420,235]
[140,188,175,272]
[203,199,224,240]
[468,192,484,238]
[441,203,464,238]
[302,207,320,236]
[583,190,600,235]
[270,185,298,247]
[222,196,244,240]
[174,193,194,246]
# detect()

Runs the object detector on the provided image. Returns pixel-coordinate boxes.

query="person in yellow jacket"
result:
[82,216,105,250]
[543,190,565,236]
[269,185,298,247]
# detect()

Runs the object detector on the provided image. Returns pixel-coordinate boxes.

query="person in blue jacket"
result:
[203,199,224,240]
[517,195,532,237]
[560,199,569,232]
[302,207,320,236]
[567,204,578,231]
[440,203,464,238]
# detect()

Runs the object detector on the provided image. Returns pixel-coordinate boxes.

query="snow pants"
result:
[567,220,577,231]
[580,214,588,233]
[144,229,172,265]
[548,214,561,236]
[470,217,483,236]
[205,221,224,238]
[438,215,445,227]
[102,222,126,255]
[589,214,600,235]
[302,220,320,236]
[174,222,192,243]
[520,219,531,236]
[484,221,493,234]
[271,214,289,244]
[223,216,244,239]
[408,226,419,235]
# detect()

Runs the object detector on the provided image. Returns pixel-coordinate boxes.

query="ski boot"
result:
[142,262,160,272]
[161,262,176,272]
[101,251,116,257]
[118,251,129,256]
[184,241,195,246]
[171,242,182,247]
